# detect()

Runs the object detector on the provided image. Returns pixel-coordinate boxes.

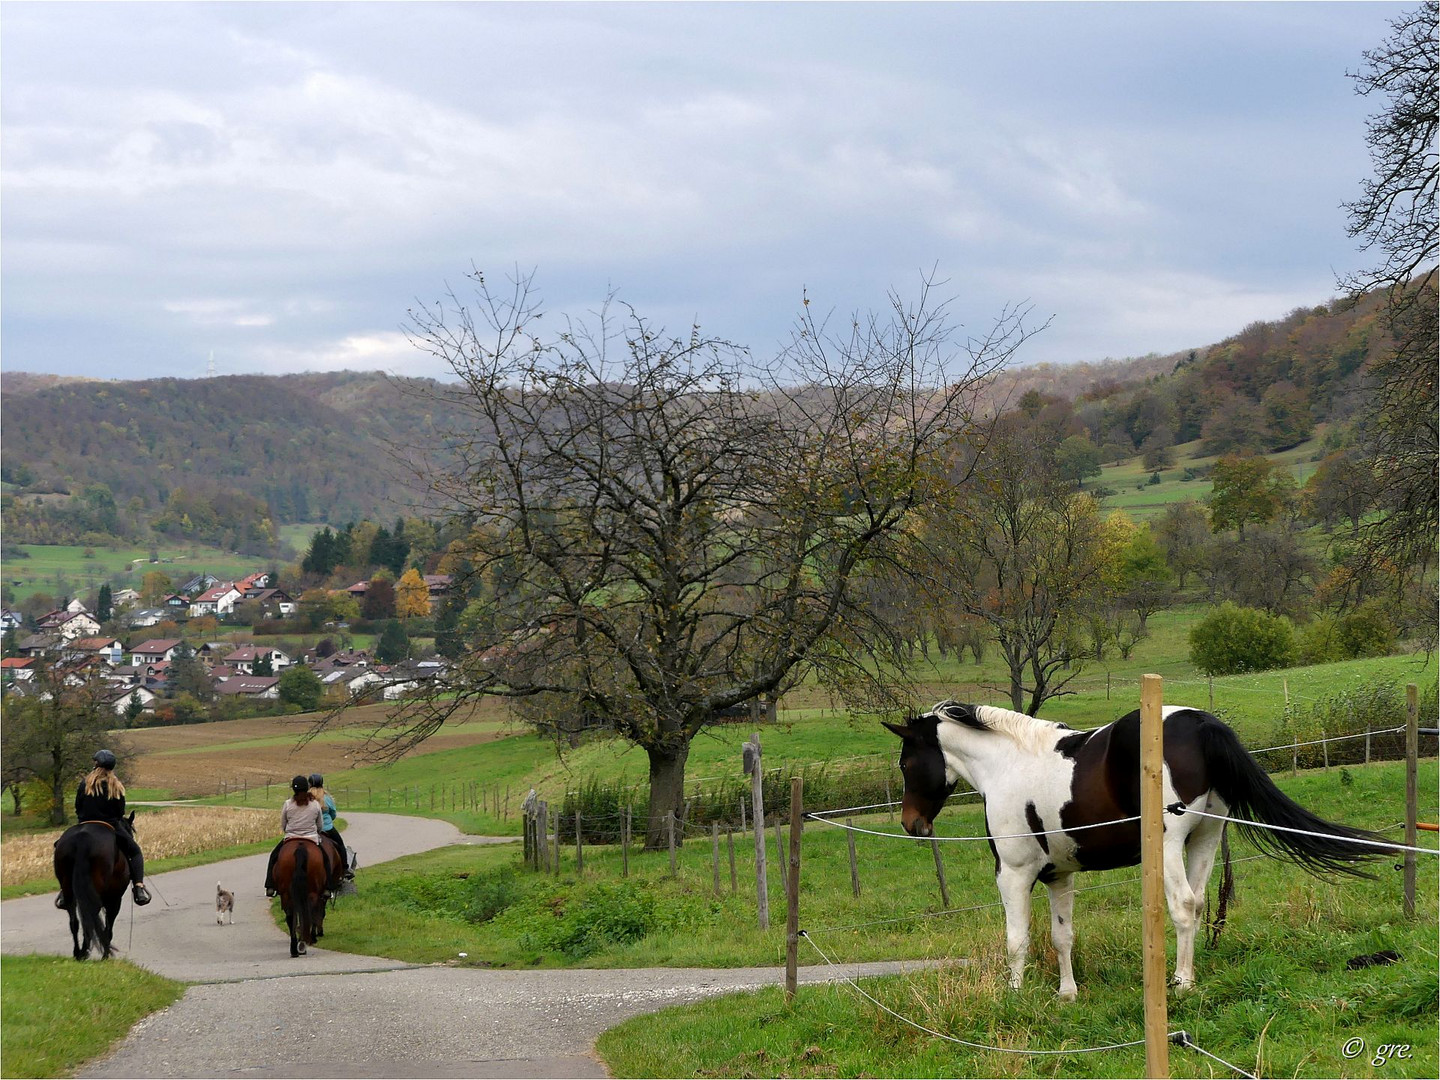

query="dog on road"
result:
[216,881,235,925]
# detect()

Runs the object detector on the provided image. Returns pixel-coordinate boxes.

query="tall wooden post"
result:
[537,802,549,873]
[1404,683,1418,918]
[575,809,583,874]
[727,826,737,893]
[847,818,861,897]
[712,822,721,895]
[785,776,802,1002]
[930,839,950,907]
[749,733,769,929]
[623,804,631,878]
[668,812,679,881]
[774,819,788,892]
[1140,674,1169,1079]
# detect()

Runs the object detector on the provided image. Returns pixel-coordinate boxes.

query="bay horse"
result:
[884,701,1390,999]
[272,837,332,956]
[53,814,134,960]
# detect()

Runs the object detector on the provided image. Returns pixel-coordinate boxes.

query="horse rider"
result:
[308,773,354,885]
[263,775,330,897]
[56,749,151,908]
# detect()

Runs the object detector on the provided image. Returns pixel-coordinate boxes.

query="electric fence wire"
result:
[1171,806,1440,856]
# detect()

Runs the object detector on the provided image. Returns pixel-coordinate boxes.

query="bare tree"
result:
[1341,2,1438,572]
[343,269,1040,846]
[921,415,1123,716]
[5,661,132,825]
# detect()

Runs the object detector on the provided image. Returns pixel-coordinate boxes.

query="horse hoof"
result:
[298,942,306,955]
[1057,989,1077,1003]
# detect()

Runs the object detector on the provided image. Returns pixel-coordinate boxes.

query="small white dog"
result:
[216,881,235,925]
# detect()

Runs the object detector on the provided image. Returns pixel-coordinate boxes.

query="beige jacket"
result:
[280,797,323,843]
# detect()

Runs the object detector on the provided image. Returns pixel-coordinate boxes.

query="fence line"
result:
[1168,805,1440,856]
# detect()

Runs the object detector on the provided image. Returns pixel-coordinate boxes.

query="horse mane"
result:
[937,701,1069,755]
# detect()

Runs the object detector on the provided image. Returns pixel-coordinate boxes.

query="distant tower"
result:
[206,351,216,378]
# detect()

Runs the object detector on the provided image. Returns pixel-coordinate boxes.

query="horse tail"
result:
[71,834,107,949]
[290,842,311,942]
[1199,715,1389,878]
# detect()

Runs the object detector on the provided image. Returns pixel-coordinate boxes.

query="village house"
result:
[162,593,190,613]
[0,656,36,682]
[14,633,60,658]
[36,608,101,641]
[177,573,221,595]
[188,583,243,618]
[60,637,125,665]
[110,588,141,608]
[105,684,156,716]
[0,609,24,632]
[221,645,292,675]
[241,587,296,618]
[126,607,166,629]
[130,638,183,666]
[213,675,280,700]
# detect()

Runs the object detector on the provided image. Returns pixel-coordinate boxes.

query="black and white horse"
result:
[884,701,1388,999]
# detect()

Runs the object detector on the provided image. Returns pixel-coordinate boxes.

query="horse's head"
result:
[126,810,136,835]
[883,709,958,838]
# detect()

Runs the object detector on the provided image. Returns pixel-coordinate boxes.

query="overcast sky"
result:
[0,1,1409,381]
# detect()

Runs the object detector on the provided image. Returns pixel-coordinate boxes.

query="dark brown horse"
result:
[53,815,134,960]
[272,838,330,956]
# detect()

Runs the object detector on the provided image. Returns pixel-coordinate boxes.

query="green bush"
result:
[1298,603,1399,665]
[1265,679,1437,769]
[464,866,520,924]
[516,880,659,958]
[1188,602,1295,676]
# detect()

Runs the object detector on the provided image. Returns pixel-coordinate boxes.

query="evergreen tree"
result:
[168,642,214,702]
[96,583,112,624]
[252,653,274,677]
[376,619,409,663]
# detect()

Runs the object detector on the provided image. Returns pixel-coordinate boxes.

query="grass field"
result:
[4,542,273,601]
[1090,431,1327,522]
[275,760,1436,1077]
[0,955,184,1079]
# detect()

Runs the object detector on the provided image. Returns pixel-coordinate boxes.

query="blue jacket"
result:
[319,793,337,832]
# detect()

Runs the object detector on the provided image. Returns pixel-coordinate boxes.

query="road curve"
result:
[3,811,938,1078]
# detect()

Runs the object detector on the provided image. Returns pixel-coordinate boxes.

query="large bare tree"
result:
[355,269,1040,846]
[1341,2,1438,572]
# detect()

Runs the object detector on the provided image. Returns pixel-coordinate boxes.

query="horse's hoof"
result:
[1057,989,1078,1003]
[298,941,306,955]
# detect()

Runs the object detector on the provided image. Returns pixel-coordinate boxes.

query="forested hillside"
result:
[0,287,1398,546]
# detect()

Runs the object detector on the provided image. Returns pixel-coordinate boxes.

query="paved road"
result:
[3,811,938,1078]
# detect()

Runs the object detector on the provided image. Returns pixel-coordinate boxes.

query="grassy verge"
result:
[592,762,1437,1079]
[0,954,184,1078]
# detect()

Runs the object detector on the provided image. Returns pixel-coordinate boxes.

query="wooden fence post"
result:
[740,795,747,837]
[727,826,737,893]
[1405,683,1418,918]
[885,776,894,823]
[712,822,721,895]
[749,733,769,930]
[537,802,549,873]
[774,819,788,893]
[1140,673,1169,1079]
[785,776,803,1003]
[552,815,561,877]
[667,811,677,877]
[1322,727,1330,771]
[930,839,950,908]
[623,804,631,878]
[575,809,583,874]
[847,818,861,898]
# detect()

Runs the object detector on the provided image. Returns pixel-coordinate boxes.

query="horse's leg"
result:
[67,899,84,960]
[996,864,1034,990]
[1045,872,1078,1001]
[1163,826,1201,991]
[1183,803,1227,904]
[100,892,124,959]
[286,906,300,958]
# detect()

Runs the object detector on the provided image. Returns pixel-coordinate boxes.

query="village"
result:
[0,569,454,717]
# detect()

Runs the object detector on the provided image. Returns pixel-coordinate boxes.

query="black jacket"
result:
[75,779,126,822]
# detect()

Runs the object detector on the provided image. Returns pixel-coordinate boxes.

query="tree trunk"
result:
[49,762,68,826]
[644,740,691,851]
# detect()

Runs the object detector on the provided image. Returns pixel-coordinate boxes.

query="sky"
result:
[0,1,1411,382]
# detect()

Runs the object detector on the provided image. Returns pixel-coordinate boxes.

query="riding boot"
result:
[132,882,152,906]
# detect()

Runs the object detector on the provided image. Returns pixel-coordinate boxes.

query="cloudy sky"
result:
[0,1,1408,381]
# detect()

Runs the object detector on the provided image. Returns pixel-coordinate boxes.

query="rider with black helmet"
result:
[309,773,352,883]
[56,749,151,908]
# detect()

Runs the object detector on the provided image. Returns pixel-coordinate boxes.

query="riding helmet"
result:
[93,749,117,769]
[308,773,323,788]
[290,774,309,796]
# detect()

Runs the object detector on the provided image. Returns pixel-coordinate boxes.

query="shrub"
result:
[1266,679,1437,769]
[1188,602,1295,675]
[1297,602,1398,665]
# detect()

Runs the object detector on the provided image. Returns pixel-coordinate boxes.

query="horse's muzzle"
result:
[901,814,934,838]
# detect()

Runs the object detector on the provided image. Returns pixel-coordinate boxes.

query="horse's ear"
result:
[127,811,135,824]
[882,721,912,740]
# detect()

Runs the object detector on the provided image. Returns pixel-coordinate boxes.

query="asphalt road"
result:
[3,811,938,1078]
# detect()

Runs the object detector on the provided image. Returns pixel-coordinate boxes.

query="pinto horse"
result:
[272,838,331,957]
[53,815,134,960]
[885,701,1390,999]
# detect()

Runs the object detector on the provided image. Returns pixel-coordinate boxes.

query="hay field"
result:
[124,700,514,797]
[2,807,273,886]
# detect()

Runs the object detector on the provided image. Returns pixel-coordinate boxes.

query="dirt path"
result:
[3,811,934,1078]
